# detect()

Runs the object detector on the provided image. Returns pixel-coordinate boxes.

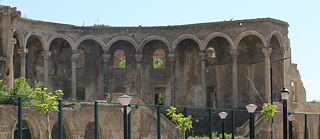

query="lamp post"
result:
[219,112,228,139]
[246,104,257,139]
[281,88,289,139]
[118,94,132,139]
[288,114,294,139]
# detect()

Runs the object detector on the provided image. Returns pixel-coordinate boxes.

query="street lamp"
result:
[118,94,132,139]
[281,88,289,139]
[219,112,228,139]
[288,114,294,139]
[246,104,257,139]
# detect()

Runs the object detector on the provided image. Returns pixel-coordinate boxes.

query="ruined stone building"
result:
[1,5,319,139]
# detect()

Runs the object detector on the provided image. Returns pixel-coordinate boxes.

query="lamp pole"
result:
[118,94,132,139]
[219,112,228,139]
[281,88,289,139]
[246,104,257,139]
[288,114,294,139]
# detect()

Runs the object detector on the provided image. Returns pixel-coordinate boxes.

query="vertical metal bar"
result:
[232,110,235,139]
[58,99,63,139]
[18,96,22,139]
[283,99,287,139]
[94,101,99,139]
[128,104,131,139]
[222,119,225,139]
[289,120,293,139]
[184,107,188,139]
[157,105,161,139]
[124,106,128,139]
[209,108,212,139]
[305,114,308,139]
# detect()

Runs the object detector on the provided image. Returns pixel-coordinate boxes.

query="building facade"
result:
[0,5,317,139]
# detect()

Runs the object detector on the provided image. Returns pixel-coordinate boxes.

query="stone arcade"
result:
[1,5,319,139]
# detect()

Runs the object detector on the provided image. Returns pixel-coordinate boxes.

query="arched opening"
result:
[49,38,72,98]
[109,40,136,95]
[84,122,100,139]
[13,120,31,139]
[205,37,232,108]
[13,33,22,79]
[237,35,265,106]
[26,36,44,85]
[141,40,170,104]
[270,35,284,102]
[175,39,201,106]
[76,40,103,100]
[51,122,66,139]
[114,50,126,68]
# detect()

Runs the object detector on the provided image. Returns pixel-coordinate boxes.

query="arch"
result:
[105,36,138,53]
[234,30,267,48]
[139,35,171,53]
[24,31,47,50]
[48,34,75,48]
[13,29,25,48]
[74,35,105,51]
[12,114,42,138]
[203,32,235,50]
[172,34,202,51]
[270,30,284,48]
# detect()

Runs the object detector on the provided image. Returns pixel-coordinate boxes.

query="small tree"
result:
[166,106,192,138]
[261,103,277,120]
[32,86,63,139]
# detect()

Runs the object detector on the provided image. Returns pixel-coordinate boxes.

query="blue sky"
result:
[2,0,319,101]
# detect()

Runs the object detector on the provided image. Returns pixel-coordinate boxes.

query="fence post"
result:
[157,105,161,139]
[94,101,99,139]
[128,104,131,139]
[209,108,212,139]
[184,107,188,139]
[58,99,63,139]
[304,114,308,139]
[18,96,22,139]
[232,110,235,139]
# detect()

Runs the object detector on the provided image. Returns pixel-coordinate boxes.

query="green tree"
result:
[33,86,63,139]
[166,106,192,138]
[261,103,277,120]
[119,57,126,68]
[153,57,164,68]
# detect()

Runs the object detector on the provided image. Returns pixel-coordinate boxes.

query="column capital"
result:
[169,53,176,63]
[135,53,142,63]
[200,52,206,61]
[10,38,16,45]
[71,53,80,62]
[102,53,110,63]
[18,48,28,56]
[262,47,272,58]
[41,51,51,60]
[229,50,239,58]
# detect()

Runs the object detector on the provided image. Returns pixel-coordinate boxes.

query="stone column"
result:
[7,38,16,89]
[135,53,142,96]
[200,52,207,107]
[42,51,51,87]
[230,50,239,108]
[262,47,272,103]
[102,53,110,95]
[71,53,79,99]
[18,48,27,78]
[169,53,176,106]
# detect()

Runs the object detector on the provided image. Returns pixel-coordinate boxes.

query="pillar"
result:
[135,53,142,96]
[7,38,16,89]
[200,52,207,107]
[18,48,27,78]
[169,53,176,105]
[71,53,79,99]
[230,50,239,108]
[102,53,110,95]
[42,51,51,87]
[262,47,272,103]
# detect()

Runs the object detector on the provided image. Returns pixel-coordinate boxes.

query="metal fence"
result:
[0,96,318,139]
